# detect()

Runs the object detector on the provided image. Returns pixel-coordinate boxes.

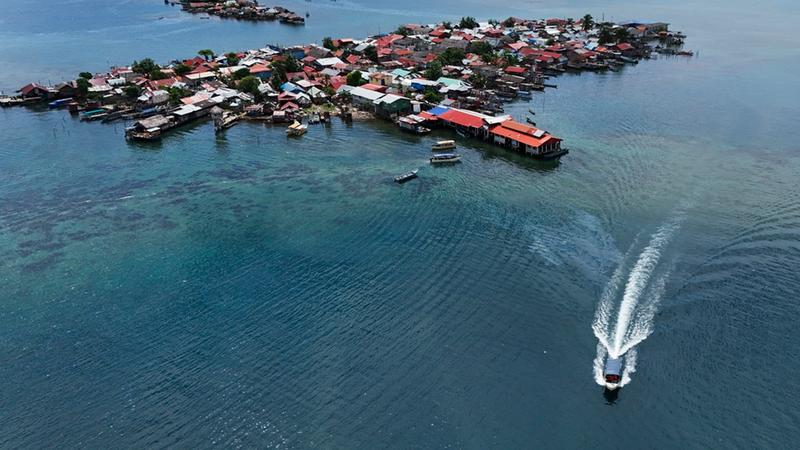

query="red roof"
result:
[329,76,347,90]
[183,56,206,68]
[19,83,44,96]
[280,102,300,111]
[360,83,387,93]
[439,109,485,129]
[346,54,360,65]
[375,33,403,48]
[418,111,439,121]
[616,42,634,51]
[504,66,526,74]
[489,120,560,148]
[286,71,308,81]
[250,63,271,74]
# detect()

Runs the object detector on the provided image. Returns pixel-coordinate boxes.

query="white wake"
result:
[592,220,679,387]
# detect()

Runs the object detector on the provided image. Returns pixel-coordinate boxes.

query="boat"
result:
[431,140,456,151]
[526,117,536,126]
[603,356,622,390]
[213,109,241,132]
[676,49,694,56]
[101,108,134,123]
[48,98,73,109]
[394,169,419,183]
[429,153,461,164]
[125,114,172,141]
[528,108,536,115]
[80,108,108,121]
[517,90,532,99]
[533,147,569,161]
[286,120,308,136]
[398,115,431,134]
[0,96,24,107]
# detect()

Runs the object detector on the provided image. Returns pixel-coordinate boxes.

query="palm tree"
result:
[582,14,594,31]
[198,49,214,61]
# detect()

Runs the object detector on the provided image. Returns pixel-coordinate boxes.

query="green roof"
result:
[391,68,412,77]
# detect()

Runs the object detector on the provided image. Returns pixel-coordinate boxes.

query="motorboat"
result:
[431,140,456,151]
[429,153,461,164]
[603,356,622,390]
[394,169,419,183]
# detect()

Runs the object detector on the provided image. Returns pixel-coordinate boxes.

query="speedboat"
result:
[394,169,419,183]
[429,153,461,164]
[603,356,622,390]
[432,140,456,151]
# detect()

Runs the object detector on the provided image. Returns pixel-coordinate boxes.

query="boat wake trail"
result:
[592,219,679,387]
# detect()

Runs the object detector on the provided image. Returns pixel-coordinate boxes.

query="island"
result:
[1,15,690,161]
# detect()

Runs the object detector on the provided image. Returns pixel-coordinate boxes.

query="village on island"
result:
[1,14,690,166]
[166,0,307,25]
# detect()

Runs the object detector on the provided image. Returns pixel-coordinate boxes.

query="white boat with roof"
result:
[429,153,461,164]
[431,140,456,151]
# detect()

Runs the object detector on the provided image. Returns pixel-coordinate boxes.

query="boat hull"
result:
[531,148,569,161]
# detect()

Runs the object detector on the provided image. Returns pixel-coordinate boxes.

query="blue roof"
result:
[428,106,450,116]
[280,82,304,93]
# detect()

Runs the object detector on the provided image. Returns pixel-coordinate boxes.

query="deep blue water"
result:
[1,0,800,448]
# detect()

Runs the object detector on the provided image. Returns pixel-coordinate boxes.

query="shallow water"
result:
[1,0,800,447]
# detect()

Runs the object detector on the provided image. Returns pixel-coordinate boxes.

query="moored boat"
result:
[48,98,73,109]
[533,147,569,161]
[398,115,431,134]
[80,108,108,121]
[431,140,456,151]
[429,153,461,164]
[394,169,419,183]
[286,120,308,136]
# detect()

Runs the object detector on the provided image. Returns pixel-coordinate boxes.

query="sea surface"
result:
[1,0,800,448]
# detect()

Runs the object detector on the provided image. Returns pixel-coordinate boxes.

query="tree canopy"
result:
[582,14,594,31]
[76,78,90,97]
[468,41,494,57]
[173,64,191,76]
[226,52,240,66]
[198,49,214,61]
[237,76,261,97]
[322,37,335,50]
[424,61,443,81]
[124,85,141,98]
[437,47,465,66]
[346,70,366,86]
[79,72,93,79]
[459,16,479,29]
[363,46,379,62]
[132,58,161,78]
[233,67,251,80]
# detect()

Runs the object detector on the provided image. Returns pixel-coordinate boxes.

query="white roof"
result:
[185,71,216,80]
[374,93,407,105]
[316,57,345,67]
[349,86,385,101]
[172,104,202,116]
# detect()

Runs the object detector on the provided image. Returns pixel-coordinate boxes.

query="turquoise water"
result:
[2,0,800,447]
